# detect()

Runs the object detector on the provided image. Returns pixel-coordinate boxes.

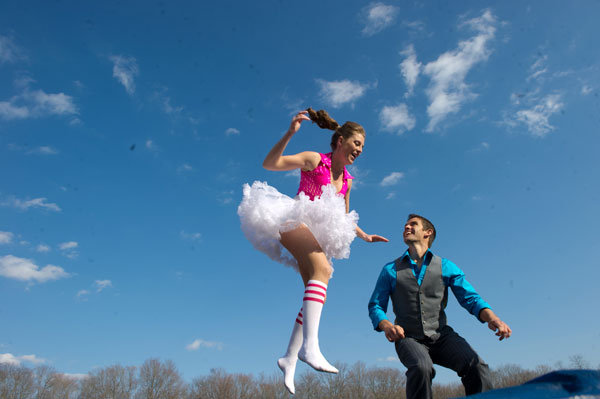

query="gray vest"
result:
[390,254,447,340]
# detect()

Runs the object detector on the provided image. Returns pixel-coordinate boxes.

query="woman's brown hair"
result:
[307,107,365,151]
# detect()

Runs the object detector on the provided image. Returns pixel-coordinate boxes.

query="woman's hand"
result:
[289,110,311,135]
[361,234,389,243]
[356,226,389,242]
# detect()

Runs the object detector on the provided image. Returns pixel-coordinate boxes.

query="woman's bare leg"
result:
[278,224,338,377]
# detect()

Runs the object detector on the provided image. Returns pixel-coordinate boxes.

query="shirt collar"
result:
[402,248,433,265]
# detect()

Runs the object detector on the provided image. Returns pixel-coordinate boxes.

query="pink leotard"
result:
[297,152,354,200]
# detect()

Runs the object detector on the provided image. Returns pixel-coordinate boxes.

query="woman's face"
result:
[336,133,365,165]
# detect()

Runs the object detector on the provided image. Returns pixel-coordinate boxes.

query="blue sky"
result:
[1,0,599,384]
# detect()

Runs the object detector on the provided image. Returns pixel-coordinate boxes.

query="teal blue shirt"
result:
[368,250,491,331]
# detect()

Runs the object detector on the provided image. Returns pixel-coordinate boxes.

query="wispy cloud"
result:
[94,279,112,293]
[0,35,25,64]
[380,172,405,186]
[385,192,396,200]
[28,146,59,155]
[0,88,78,121]
[109,55,139,95]
[36,244,51,253]
[145,140,159,152]
[581,85,592,95]
[59,241,79,259]
[379,103,416,134]
[180,231,202,242]
[76,289,90,299]
[0,255,70,283]
[0,353,47,366]
[377,356,400,362]
[316,79,370,108]
[400,45,421,97]
[513,94,563,137]
[1,196,61,212]
[468,142,490,153]
[361,3,399,37]
[0,231,14,244]
[177,163,194,173]
[528,54,548,81]
[186,338,223,351]
[225,127,240,136]
[423,9,497,132]
[59,241,78,251]
[285,169,300,178]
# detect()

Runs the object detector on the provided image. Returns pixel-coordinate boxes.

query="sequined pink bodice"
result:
[297,152,354,200]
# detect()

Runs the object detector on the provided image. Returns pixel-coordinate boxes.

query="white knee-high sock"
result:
[277,309,303,394]
[298,280,338,374]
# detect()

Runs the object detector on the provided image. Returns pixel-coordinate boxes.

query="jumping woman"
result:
[238,108,388,394]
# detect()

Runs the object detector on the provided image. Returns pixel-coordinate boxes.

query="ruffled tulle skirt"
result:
[237,181,359,273]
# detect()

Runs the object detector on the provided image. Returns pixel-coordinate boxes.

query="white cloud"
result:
[581,85,592,95]
[0,88,77,121]
[0,231,14,244]
[514,94,563,137]
[19,354,46,365]
[528,54,548,81]
[109,55,139,95]
[285,169,300,178]
[400,45,421,97]
[0,353,20,365]
[161,96,183,115]
[145,140,158,151]
[186,338,223,351]
[0,35,24,64]
[94,280,112,292]
[36,244,51,253]
[180,231,202,242]
[380,103,416,134]
[316,79,369,108]
[377,356,400,362]
[361,3,399,37]
[380,172,405,186]
[0,255,69,283]
[29,146,59,155]
[0,353,46,366]
[385,192,396,200]
[225,127,240,136]
[59,241,78,250]
[423,9,497,132]
[1,197,61,212]
[76,289,90,298]
[177,163,193,173]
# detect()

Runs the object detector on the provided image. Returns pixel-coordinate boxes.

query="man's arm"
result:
[378,319,405,342]
[368,263,395,331]
[479,308,512,340]
[444,258,512,340]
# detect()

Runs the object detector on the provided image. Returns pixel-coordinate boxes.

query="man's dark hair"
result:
[407,214,436,247]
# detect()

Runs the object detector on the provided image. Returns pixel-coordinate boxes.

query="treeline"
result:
[0,356,596,399]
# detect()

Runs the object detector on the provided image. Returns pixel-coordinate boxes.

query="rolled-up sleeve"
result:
[368,263,395,331]
[442,259,490,322]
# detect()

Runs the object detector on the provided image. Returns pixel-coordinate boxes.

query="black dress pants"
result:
[394,325,493,399]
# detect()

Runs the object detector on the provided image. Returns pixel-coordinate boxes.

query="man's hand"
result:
[479,308,512,341]
[379,320,405,342]
[487,318,512,341]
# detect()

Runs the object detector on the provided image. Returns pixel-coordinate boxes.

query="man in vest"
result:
[368,214,512,399]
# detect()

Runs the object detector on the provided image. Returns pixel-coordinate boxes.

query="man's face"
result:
[403,217,431,246]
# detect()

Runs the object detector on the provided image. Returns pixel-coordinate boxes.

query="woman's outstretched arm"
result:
[345,180,389,243]
[263,111,321,172]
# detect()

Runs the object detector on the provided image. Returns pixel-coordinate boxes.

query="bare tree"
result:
[79,364,137,399]
[569,354,590,370]
[137,358,186,399]
[0,364,35,399]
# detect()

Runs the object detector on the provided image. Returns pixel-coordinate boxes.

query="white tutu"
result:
[237,181,359,272]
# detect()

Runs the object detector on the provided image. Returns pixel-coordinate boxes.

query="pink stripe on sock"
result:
[295,318,303,325]
[303,296,325,304]
[304,289,325,297]
[307,283,327,290]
